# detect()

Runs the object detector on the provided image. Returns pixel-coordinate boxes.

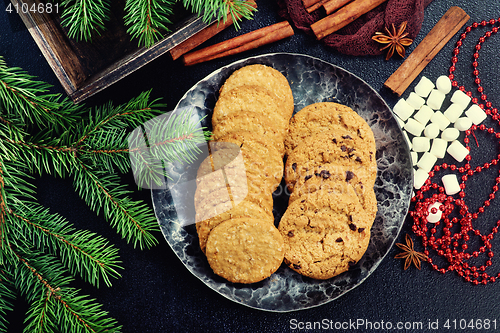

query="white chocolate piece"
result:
[427,89,446,110]
[424,123,440,139]
[414,76,435,98]
[447,140,469,162]
[454,117,472,131]
[417,152,438,173]
[443,103,465,123]
[427,202,443,223]
[450,90,471,110]
[403,131,412,150]
[412,136,430,152]
[465,104,487,125]
[442,174,461,195]
[410,151,418,166]
[430,111,451,131]
[414,168,429,189]
[393,99,415,121]
[404,118,425,136]
[414,105,434,125]
[441,127,460,142]
[407,92,426,109]
[430,138,447,159]
[436,75,452,94]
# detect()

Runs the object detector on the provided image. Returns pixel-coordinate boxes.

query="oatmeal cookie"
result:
[285,102,376,156]
[219,64,294,119]
[278,186,371,280]
[205,218,284,283]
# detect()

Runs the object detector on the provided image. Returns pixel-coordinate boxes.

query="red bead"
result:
[473,22,479,28]
[473,61,479,68]
[453,48,460,55]
[473,69,479,76]
[472,97,478,104]
[490,19,496,25]
[493,27,499,33]
[482,94,488,100]
[481,20,487,26]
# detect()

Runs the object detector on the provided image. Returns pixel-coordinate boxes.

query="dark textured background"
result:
[2,0,500,332]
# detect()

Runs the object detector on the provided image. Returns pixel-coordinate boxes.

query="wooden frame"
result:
[12,0,210,103]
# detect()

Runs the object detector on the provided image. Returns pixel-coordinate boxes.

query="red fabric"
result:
[277,0,434,56]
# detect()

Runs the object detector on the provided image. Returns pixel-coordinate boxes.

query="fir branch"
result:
[12,248,121,333]
[124,0,175,48]
[0,269,16,333]
[8,203,122,288]
[4,138,78,178]
[60,0,112,42]
[0,57,84,129]
[72,164,158,249]
[182,0,256,29]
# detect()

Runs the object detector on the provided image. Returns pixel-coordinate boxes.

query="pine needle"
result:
[124,0,175,48]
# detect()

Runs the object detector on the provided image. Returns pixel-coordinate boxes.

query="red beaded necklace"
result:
[409,18,500,285]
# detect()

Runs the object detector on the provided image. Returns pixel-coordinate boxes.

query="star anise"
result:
[394,234,428,270]
[372,21,413,60]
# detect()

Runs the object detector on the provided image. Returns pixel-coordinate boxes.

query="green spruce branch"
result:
[0,56,210,332]
[60,0,112,42]
[124,0,175,48]
[54,0,256,47]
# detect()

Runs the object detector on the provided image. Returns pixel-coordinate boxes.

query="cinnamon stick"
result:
[182,21,294,66]
[170,0,257,60]
[311,0,387,40]
[305,0,329,13]
[323,0,352,15]
[384,6,470,96]
[303,0,322,7]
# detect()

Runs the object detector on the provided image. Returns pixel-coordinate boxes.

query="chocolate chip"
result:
[305,175,312,181]
[342,135,352,140]
[349,223,357,231]
[320,170,331,179]
[345,170,354,182]
[341,145,347,152]
[348,260,357,267]
[358,228,365,233]
[355,156,362,163]
[288,231,294,237]
[293,264,301,270]
[292,163,297,172]
[301,199,306,203]
[336,237,343,242]
[332,138,337,144]
[347,147,355,153]
[349,215,353,222]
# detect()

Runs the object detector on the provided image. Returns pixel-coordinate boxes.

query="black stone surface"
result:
[2,0,500,332]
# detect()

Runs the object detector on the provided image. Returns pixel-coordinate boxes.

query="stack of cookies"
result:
[194,64,294,284]
[278,102,378,280]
